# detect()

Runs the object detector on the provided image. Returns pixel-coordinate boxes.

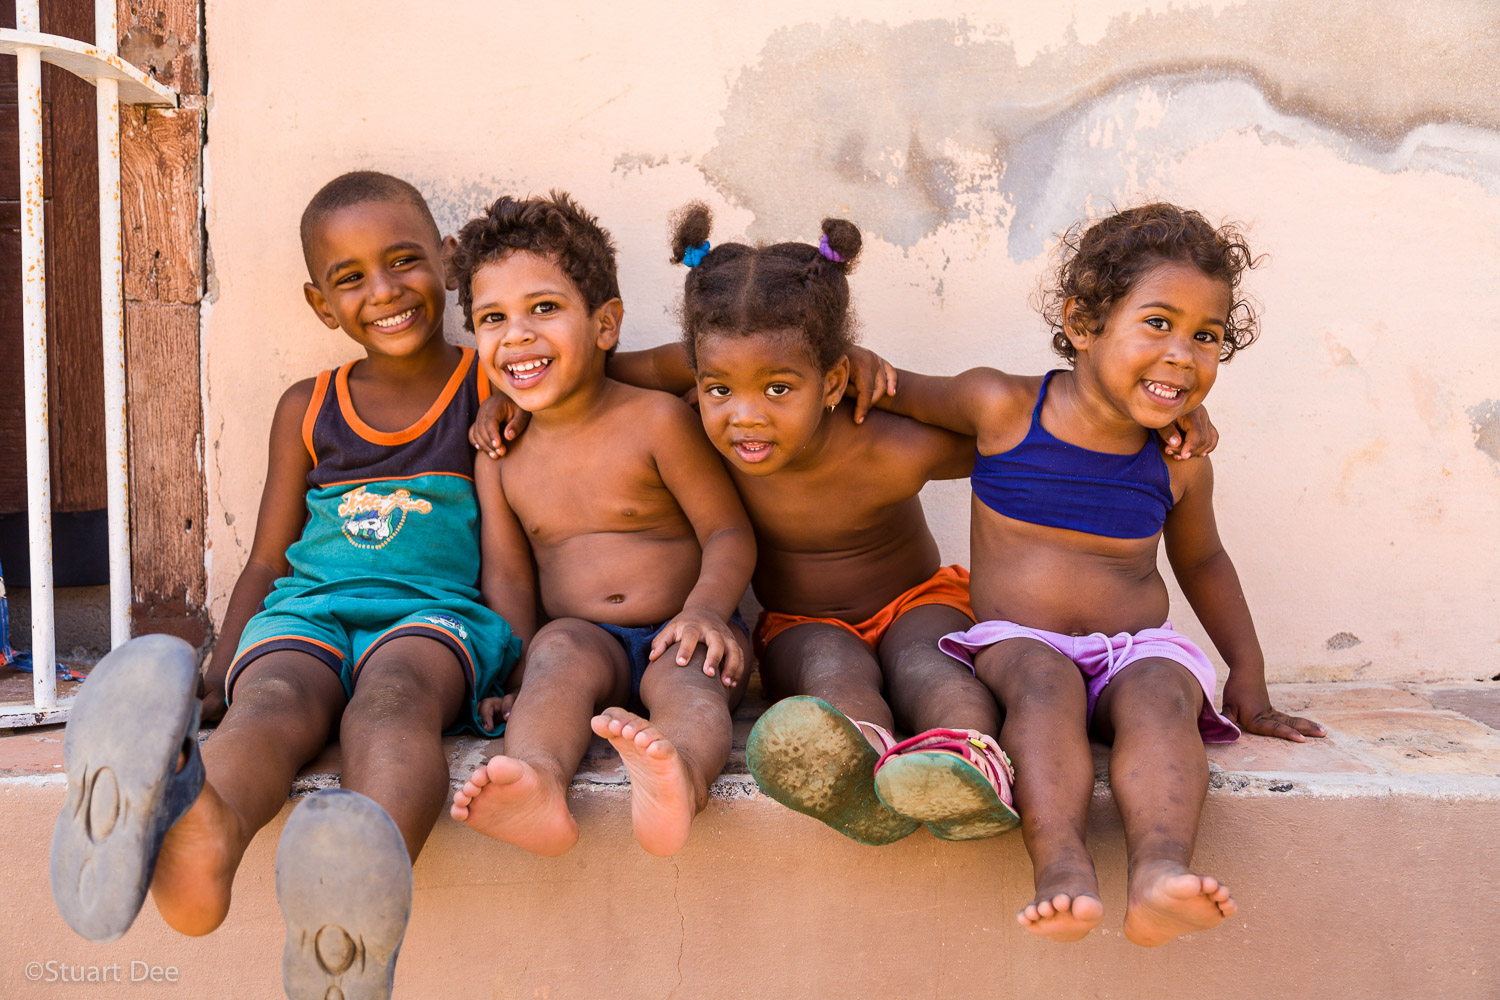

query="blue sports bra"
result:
[971,370,1174,539]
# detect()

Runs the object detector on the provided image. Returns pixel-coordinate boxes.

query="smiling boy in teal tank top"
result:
[48,172,532,999]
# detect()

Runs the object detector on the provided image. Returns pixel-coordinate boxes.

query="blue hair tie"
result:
[681,241,710,268]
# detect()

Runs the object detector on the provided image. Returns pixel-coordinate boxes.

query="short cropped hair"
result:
[1039,203,1262,364]
[669,202,862,372]
[299,171,440,281]
[449,192,620,331]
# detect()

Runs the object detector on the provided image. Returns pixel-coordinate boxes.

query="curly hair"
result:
[669,202,862,371]
[1039,203,1262,364]
[449,191,620,332]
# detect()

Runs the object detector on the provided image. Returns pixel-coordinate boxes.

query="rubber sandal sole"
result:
[874,750,1021,841]
[746,696,919,846]
[50,634,205,942]
[277,789,412,1000]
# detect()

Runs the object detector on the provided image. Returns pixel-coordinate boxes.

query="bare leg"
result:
[600,631,749,856]
[1093,659,1235,947]
[151,653,346,935]
[338,636,467,862]
[451,620,629,856]
[975,640,1103,942]
[879,604,999,736]
[761,623,891,736]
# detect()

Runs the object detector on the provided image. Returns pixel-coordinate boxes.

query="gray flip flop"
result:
[276,789,412,1000]
[50,633,205,942]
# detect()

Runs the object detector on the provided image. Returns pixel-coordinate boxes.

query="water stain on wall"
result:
[700,3,1500,254]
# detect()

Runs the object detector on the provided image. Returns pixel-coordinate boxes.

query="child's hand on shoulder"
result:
[846,345,898,423]
[469,392,531,459]
[1222,674,1326,743]
[1162,404,1219,460]
[649,605,745,688]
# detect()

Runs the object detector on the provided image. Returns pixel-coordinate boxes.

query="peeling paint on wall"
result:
[703,4,1500,255]
[1469,399,1500,463]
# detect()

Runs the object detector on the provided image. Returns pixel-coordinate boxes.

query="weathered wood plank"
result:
[118,0,200,95]
[116,0,207,643]
[121,105,200,305]
[124,300,208,644]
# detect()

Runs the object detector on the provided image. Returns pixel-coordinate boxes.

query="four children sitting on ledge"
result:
[48,171,1324,999]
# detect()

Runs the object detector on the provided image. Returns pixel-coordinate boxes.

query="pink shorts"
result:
[939,620,1240,743]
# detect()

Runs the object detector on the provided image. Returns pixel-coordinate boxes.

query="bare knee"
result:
[988,649,1085,713]
[346,668,444,728]
[1110,660,1202,725]
[230,668,339,724]
[800,632,880,689]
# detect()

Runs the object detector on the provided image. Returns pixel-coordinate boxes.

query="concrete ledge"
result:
[4,681,1499,998]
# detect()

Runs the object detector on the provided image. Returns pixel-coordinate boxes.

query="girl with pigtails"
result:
[470,204,1217,849]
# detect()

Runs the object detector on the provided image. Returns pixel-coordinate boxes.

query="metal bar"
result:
[96,1,130,649]
[0,30,177,106]
[17,0,56,710]
[97,81,129,647]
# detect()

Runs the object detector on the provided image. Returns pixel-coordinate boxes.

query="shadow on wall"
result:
[696,1,1500,258]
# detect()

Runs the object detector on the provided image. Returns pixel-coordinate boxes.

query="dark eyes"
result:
[766,383,791,397]
[1146,316,1220,343]
[704,384,731,398]
[533,301,557,315]
[479,311,505,325]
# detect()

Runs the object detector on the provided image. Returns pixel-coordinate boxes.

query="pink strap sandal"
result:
[872,728,1020,841]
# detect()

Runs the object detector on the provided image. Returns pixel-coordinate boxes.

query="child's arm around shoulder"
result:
[1163,455,1325,742]
[200,378,319,722]
[877,366,1035,444]
[640,391,756,688]
[473,452,538,730]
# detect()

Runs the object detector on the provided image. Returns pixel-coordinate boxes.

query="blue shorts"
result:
[227,588,521,738]
[598,611,749,695]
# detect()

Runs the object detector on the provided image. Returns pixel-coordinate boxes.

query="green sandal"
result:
[746,696,919,846]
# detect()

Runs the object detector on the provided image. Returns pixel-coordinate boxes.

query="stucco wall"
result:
[201,0,1500,683]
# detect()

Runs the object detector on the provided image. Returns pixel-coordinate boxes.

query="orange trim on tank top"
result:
[316,471,475,489]
[335,346,475,446]
[301,369,333,466]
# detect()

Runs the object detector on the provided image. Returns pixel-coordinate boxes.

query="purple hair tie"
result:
[818,233,844,264]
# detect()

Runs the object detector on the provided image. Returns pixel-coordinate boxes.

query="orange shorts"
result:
[753,564,974,659]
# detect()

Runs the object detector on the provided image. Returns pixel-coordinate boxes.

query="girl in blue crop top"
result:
[872,204,1324,948]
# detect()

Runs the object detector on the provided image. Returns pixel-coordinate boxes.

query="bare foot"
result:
[150,780,244,936]
[450,755,579,857]
[1123,860,1235,947]
[592,709,698,857]
[1016,861,1104,943]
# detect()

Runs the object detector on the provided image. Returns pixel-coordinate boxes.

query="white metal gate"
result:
[1,0,176,726]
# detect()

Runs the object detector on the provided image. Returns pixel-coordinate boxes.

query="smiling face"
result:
[302,199,447,357]
[695,329,847,476]
[1067,261,1232,429]
[469,251,621,413]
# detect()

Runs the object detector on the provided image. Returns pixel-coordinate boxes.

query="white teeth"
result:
[505,358,552,375]
[1146,380,1182,399]
[372,308,415,328]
